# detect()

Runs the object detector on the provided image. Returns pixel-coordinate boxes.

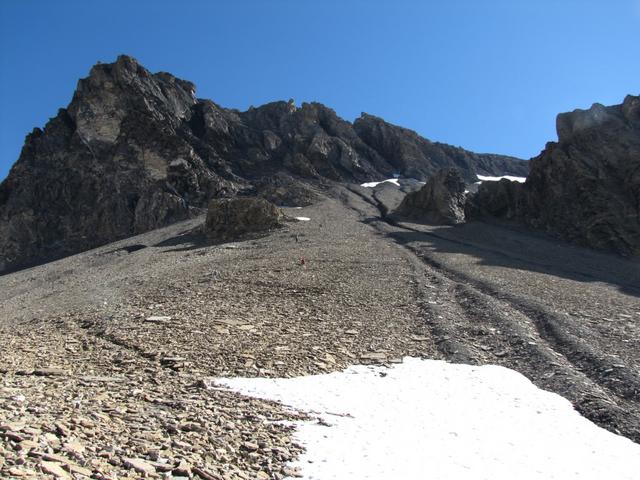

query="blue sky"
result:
[1,0,639,180]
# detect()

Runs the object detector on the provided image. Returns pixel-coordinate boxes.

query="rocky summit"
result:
[468,95,640,256]
[0,55,528,273]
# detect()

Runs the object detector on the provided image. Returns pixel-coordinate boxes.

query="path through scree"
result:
[218,357,640,480]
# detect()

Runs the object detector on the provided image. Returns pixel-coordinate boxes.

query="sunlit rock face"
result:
[468,95,640,256]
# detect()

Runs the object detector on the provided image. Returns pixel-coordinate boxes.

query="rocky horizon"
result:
[0,54,528,274]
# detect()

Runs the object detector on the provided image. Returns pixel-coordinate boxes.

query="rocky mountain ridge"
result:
[469,95,640,255]
[0,55,528,273]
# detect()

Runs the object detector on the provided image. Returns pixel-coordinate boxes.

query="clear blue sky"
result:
[1,0,639,180]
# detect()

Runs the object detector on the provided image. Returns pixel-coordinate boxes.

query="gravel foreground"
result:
[1,185,639,478]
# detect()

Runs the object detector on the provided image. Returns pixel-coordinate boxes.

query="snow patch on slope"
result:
[360,178,400,188]
[476,175,527,183]
[218,357,640,480]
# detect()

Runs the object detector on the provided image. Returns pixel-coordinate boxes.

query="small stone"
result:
[64,440,85,455]
[79,375,124,383]
[192,467,218,480]
[172,460,192,476]
[8,467,29,477]
[0,422,25,432]
[16,440,38,451]
[178,422,202,432]
[410,335,429,342]
[360,352,387,361]
[242,441,259,452]
[65,463,93,477]
[123,457,156,475]
[160,356,186,364]
[43,432,61,447]
[41,461,72,479]
[324,353,336,364]
[55,422,71,437]
[283,466,303,477]
[42,452,72,464]
[33,368,67,377]
[3,431,25,442]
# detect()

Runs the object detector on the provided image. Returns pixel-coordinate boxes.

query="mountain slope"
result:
[0,55,527,273]
[1,186,638,479]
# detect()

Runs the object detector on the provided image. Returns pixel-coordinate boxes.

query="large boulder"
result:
[393,168,467,225]
[205,197,284,242]
[469,95,640,256]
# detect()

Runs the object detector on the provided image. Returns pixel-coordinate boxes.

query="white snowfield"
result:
[218,358,640,480]
[295,217,311,221]
[476,175,527,183]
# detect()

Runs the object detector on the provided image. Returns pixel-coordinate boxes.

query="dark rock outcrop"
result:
[205,198,283,242]
[353,114,529,182]
[253,173,318,207]
[469,95,640,256]
[394,168,467,225]
[0,55,527,273]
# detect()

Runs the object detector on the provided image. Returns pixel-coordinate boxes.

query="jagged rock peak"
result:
[68,54,197,145]
[0,55,528,273]
[555,94,640,142]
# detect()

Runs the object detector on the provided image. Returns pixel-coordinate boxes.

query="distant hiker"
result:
[299,256,306,266]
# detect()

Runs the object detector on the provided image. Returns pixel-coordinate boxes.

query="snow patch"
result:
[295,217,311,222]
[218,357,640,480]
[477,175,527,183]
[360,178,400,188]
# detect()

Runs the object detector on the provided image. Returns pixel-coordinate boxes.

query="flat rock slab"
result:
[123,457,157,475]
[41,461,72,479]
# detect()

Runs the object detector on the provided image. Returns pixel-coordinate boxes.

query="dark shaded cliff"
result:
[469,95,640,256]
